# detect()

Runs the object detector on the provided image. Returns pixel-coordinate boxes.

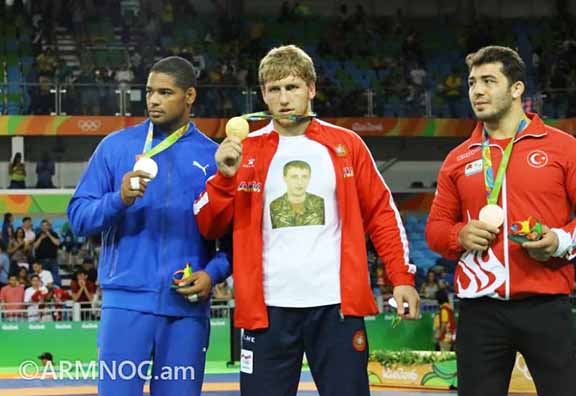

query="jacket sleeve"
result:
[203,233,233,285]
[353,137,415,286]
[67,138,127,237]
[551,141,576,259]
[194,171,236,240]
[425,159,466,259]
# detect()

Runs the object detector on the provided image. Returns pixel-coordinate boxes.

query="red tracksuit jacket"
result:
[195,119,415,329]
[426,113,576,299]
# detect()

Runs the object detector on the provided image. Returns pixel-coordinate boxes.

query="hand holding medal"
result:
[122,122,189,206]
[216,112,316,176]
[121,169,153,206]
[126,156,158,199]
[478,204,505,228]
[459,117,531,252]
[225,116,250,141]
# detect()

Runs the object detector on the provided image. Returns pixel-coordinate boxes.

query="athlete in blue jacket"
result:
[67,56,231,396]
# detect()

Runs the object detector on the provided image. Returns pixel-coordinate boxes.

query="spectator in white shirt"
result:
[22,217,36,244]
[31,261,53,287]
[24,275,47,322]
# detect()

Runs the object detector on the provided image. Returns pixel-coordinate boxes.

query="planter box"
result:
[368,353,536,393]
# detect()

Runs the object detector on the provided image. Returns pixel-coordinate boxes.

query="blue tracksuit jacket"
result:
[67,119,231,317]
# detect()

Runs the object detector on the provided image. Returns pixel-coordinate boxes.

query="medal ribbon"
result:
[242,111,316,122]
[482,117,529,205]
[142,122,189,158]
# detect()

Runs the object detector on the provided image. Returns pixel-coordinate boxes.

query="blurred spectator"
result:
[75,65,100,115]
[91,286,102,319]
[278,0,295,23]
[2,213,14,243]
[114,63,135,114]
[36,47,59,78]
[71,269,96,320]
[24,274,48,322]
[0,274,25,321]
[402,30,424,65]
[33,220,61,286]
[71,269,96,301]
[8,153,26,189]
[96,66,116,115]
[31,261,54,287]
[434,265,453,291]
[144,14,160,46]
[61,221,81,268]
[114,64,135,87]
[337,3,351,30]
[21,217,36,243]
[30,74,55,115]
[161,0,174,27]
[43,284,70,321]
[419,270,440,300]
[546,59,571,118]
[375,267,393,298]
[54,59,74,85]
[8,227,32,268]
[213,280,233,301]
[532,46,543,86]
[70,0,87,44]
[0,241,9,288]
[439,67,464,118]
[407,62,428,106]
[81,257,98,283]
[17,267,30,288]
[36,152,55,188]
[433,289,456,351]
[190,48,206,81]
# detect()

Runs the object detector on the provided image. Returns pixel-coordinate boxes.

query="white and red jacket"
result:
[195,119,416,330]
[426,113,576,300]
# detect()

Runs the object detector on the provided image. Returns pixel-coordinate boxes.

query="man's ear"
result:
[186,87,197,107]
[511,81,525,99]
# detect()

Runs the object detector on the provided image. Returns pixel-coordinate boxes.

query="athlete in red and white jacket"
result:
[195,118,417,329]
[426,112,576,300]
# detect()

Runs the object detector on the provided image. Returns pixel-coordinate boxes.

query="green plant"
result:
[369,350,455,368]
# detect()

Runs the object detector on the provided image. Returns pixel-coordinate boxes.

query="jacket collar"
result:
[260,118,321,139]
[147,119,197,139]
[467,112,547,149]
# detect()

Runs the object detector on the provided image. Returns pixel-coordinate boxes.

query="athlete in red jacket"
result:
[195,44,419,396]
[426,45,576,396]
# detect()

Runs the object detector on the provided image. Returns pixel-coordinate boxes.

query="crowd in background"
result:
[2,0,576,117]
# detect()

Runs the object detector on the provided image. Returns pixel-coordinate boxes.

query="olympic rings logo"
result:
[77,119,102,132]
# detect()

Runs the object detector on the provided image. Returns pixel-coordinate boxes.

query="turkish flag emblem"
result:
[527,150,548,168]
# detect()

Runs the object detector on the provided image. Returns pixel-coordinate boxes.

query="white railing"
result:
[0,301,98,322]
[0,301,234,322]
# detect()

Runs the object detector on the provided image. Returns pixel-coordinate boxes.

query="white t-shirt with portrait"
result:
[262,134,342,307]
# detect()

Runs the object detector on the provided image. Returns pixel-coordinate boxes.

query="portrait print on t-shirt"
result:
[270,160,325,229]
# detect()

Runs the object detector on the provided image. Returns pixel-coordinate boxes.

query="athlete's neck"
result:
[157,117,189,135]
[274,119,311,137]
[484,107,529,139]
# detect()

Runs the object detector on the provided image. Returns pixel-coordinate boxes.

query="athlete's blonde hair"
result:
[258,44,316,87]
